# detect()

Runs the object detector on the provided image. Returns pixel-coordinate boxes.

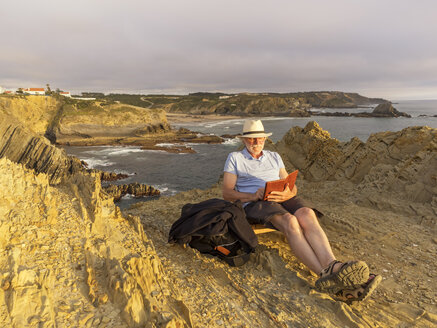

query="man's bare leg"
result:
[293,207,336,270]
[269,213,326,273]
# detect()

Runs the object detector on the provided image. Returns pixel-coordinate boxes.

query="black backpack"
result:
[168,198,258,266]
[188,228,253,266]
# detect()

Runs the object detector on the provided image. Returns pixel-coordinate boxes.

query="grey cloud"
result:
[1,0,437,99]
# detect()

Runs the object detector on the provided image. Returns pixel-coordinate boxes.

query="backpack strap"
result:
[213,246,252,267]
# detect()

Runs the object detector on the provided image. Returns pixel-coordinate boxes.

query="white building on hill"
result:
[60,91,71,97]
[23,88,45,95]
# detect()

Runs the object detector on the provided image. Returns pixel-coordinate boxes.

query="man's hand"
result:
[266,184,297,202]
[253,187,265,201]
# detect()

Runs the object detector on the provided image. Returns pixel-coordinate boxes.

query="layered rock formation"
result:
[55,101,171,145]
[0,158,189,327]
[104,183,161,202]
[275,121,436,223]
[0,108,84,184]
[0,95,60,134]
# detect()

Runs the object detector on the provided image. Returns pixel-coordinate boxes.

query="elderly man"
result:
[222,119,380,303]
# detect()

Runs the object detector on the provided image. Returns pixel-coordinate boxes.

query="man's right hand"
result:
[254,187,265,201]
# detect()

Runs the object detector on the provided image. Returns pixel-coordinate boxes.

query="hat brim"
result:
[237,132,272,138]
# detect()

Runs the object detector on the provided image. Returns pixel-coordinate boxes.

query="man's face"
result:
[243,137,266,157]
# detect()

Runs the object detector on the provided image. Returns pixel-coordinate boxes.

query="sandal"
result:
[335,273,382,304]
[315,260,369,294]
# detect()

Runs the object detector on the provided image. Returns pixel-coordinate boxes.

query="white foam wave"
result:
[121,194,134,200]
[155,143,177,147]
[113,169,135,176]
[201,119,245,128]
[106,148,144,156]
[83,146,144,157]
[82,158,115,168]
[222,138,240,145]
[155,184,178,195]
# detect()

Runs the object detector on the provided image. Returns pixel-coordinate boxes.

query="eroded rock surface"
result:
[0,158,188,327]
[104,183,161,201]
[275,122,436,225]
[0,109,84,184]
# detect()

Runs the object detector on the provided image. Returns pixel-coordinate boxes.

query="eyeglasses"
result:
[245,137,266,143]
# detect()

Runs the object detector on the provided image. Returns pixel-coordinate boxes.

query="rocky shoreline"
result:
[1,94,436,327]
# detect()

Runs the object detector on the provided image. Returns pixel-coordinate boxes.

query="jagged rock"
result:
[86,169,130,181]
[0,109,85,184]
[104,183,160,201]
[276,121,437,204]
[288,108,311,117]
[0,157,188,327]
[366,103,411,117]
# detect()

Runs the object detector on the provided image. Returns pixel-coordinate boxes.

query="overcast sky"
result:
[1,1,436,100]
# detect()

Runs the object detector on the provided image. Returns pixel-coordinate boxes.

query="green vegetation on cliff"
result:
[99,91,387,116]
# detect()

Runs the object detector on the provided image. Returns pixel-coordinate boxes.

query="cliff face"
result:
[55,102,170,144]
[0,95,172,147]
[0,108,84,184]
[0,158,188,327]
[106,92,387,116]
[167,96,311,115]
[0,95,60,134]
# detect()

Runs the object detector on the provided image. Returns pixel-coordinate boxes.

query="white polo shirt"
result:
[224,148,285,194]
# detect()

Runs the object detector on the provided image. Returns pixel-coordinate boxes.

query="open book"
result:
[262,170,299,201]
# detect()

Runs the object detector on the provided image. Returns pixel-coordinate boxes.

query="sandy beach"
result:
[166,112,242,124]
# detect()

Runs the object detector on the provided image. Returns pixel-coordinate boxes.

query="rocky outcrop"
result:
[54,101,171,144]
[0,95,61,134]
[104,183,161,201]
[288,108,311,117]
[0,109,85,184]
[311,103,411,118]
[0,157,188,327]
[368,102,411,117]
[275,121,437,220]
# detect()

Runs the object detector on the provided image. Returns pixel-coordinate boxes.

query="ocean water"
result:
[64,99,437,208]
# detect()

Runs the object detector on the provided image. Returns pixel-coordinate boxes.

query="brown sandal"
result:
[334,273,382,304]
[315,260,370,294]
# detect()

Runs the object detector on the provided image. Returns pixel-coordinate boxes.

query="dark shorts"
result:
[244,196,323,228]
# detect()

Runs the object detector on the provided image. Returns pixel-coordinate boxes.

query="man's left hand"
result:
[266,184,297,203]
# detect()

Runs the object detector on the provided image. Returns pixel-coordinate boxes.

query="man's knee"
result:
[295,207,320,229]
[272,213,302,235]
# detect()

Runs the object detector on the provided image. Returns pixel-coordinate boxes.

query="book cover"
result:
[262,170,299,201]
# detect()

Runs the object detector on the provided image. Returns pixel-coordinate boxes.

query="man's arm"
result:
[222,172,264,203]
[266,167,297,202]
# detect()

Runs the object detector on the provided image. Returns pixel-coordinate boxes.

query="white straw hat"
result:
[238,119,272,138]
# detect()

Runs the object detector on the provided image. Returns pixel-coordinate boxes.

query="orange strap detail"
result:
[215,246,231,255]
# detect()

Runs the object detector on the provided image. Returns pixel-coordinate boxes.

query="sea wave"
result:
[155,143,177,147]
[155,184,178,196]
[83,146,144,157]
[113,169,135,176]
[82,158,115,168]
[222,138,240,145]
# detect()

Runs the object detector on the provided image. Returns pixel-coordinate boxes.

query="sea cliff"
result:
[0,96,436,327]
